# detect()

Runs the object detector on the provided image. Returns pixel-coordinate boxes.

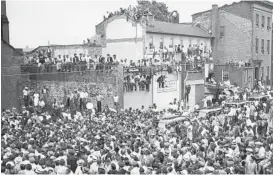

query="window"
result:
[256,14,259,28]
[148,37,153,49]
[244,71,248,84]
[160,38,164,49]
[255,38,259,54]
[267,66,269,79]
[261,67,264,80]
[267,17,271,30]
[222,70,229,81]
[261,39,264,54]
[267,40,270,54]
[262,16,265,28]
[220,26,225,38]
[170,38,174,48]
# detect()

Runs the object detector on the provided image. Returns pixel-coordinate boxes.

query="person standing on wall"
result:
[79,88,85,111]
[22,87,29,107]
[113,93,119,111]
[96,92,103,113]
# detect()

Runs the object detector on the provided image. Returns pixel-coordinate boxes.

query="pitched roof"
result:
[192,0,273,17]
[146,21,212,38]
[1,39,24,56]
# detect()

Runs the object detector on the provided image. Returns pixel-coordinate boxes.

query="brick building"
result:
[192,1,273,88]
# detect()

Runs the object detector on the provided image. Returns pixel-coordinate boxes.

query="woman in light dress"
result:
[33,91,40,107]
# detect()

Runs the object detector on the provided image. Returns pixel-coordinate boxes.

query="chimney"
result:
[211,4,219,62]
[1,0,10,44]
[211,4,219,37]
[1,1,7,16]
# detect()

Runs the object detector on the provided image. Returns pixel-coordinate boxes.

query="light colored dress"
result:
[33,93,39,106]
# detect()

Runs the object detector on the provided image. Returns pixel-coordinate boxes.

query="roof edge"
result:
[192,0,273,17]
[146,31,212,38]
[2,39,24,56]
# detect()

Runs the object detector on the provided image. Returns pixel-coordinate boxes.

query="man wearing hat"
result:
[23,87,29,107]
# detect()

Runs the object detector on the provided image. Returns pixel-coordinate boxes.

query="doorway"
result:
[254,67,259,81]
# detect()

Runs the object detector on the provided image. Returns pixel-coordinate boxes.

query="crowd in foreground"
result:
[2,88,273,175]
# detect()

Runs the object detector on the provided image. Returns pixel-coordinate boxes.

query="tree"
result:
[136,0,171,22]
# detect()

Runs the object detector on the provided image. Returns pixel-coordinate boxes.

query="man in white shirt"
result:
[113,94,119,111]
[86,55,91,70]
[79,89,85,111]
[257,143,266,158]
[23,87,29,107]
[96,93,103,113]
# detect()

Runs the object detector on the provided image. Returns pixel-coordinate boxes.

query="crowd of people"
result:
[124,74,152,92]
[23,52,121,73]
[2,82,273,175]
[23,40,213,75]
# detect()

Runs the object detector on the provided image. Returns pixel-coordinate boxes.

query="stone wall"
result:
[1,40,25,110]
[18,66,124,110]
[52,45,102,58]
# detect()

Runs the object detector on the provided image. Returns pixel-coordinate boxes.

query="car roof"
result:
[199,108,222,113]
[225,101,247,104]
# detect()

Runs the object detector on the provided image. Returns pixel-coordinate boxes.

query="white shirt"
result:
[258,147,266,158]
[113,96,119,103]
[80,92,85,98]
[39,100,45,107]
[23,89,28,96]
[34,93,39,100]
[84,92,88,99]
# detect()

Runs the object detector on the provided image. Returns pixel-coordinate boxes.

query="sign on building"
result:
[157,81,177,93]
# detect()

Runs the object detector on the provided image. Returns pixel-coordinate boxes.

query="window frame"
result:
[148,37,153,49]
[222,70,229,81]
[170,37,174,48]
[220,26,225,38]
[255,38,259,54]
[267,17,271,30]
[256,14,259,28]
[261,39,264,54]
[160,38,164,49]
[261,15,265,28]
[261,67,264,80]
[266,66,269,79]
[267,40,270,54]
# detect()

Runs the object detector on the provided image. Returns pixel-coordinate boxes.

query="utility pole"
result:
[181,52,187,107]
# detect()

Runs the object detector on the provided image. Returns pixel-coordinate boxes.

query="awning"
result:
[252,59,263,66]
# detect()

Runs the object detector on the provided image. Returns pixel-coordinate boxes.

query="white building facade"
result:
[97,15,212,109]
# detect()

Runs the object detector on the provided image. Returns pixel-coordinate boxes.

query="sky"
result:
[6,0,240,49]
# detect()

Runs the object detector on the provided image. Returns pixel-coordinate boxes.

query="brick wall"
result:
[214,65,254,89]
[217,10,252,63]
[220,2,252,20]
[193,9,252,63]
[18,66,124,110]
[192,11,212,32]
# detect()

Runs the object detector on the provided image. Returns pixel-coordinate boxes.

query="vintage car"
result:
[248,95,270,102]
[197,107,222,118]
[224,100,250,108]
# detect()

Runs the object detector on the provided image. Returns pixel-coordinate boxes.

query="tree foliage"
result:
[136,0,171,22]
